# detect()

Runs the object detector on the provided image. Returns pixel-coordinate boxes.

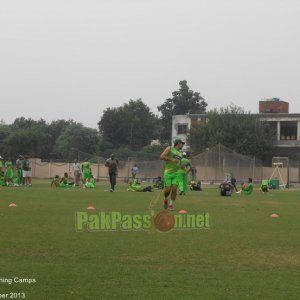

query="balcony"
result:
[274,139,300,147]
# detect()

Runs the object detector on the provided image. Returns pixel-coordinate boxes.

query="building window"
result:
[280,121,297,140]
[177,124,188,134]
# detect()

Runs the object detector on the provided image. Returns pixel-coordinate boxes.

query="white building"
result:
[172,113,300,159]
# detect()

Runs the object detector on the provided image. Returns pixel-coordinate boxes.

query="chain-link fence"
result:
[29,144,300,185]
[31,157,164,183]
[192,144,264,183]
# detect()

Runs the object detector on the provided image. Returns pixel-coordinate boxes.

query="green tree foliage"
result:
[3,118,52,158]
[0,118,97,160]
[98,99,157,150]
[0,123,12,155]
[157,80,208,142]
[189,104,276,158]
[54,123,100,161]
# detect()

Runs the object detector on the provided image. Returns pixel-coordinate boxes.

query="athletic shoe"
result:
[110,188,113,192]
[167,205,174,211]
[163,199,168,209]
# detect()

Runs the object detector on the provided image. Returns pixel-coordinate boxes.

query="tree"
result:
[0,123,12,156]
[54,123,100,161]
[2,118,52,158]
[98,99,157,150]
[158,80,207,142]
[189,104,276,158]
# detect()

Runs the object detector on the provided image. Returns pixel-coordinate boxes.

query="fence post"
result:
[252,156,255,180]
[127,157,131,183]
[97,157,100,181]
[49,160,52,178]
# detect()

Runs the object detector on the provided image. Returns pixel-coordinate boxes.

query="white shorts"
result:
[23,170,31,178]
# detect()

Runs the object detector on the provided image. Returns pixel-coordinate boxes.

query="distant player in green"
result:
[81,159,91,186]
[85,174,95,189]
[236,178,254,195]
[60,172,74,188]
[127,179,153,192]
[22,155,32,187]
[5,159,14,186]
[15,155,24,185]
[160,138,185,210]
[178,152,192,195]
[260,179,269,193]
[0,171,6,186]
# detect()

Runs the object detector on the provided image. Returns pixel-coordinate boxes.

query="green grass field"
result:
[0,181,300,300]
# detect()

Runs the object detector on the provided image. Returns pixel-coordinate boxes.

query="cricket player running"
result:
[160,139,185,210]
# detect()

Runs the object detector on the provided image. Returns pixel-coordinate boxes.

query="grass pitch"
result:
[0,181,300,299]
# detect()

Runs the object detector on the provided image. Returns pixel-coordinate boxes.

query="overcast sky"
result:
[1,0,300,128]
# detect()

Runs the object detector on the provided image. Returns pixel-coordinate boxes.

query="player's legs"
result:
[163,173,179,210]
[109,172,116,191]
[178,173,184,195]
[82,172,89,185]
[17,169,23,185]
[163,173,173,209]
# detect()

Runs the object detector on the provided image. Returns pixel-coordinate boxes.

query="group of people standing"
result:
[69,154,119,191]
[0,155,32,187]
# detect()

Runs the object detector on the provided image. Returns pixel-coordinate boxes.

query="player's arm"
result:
[160,146,178,163]
[160,146,171,161]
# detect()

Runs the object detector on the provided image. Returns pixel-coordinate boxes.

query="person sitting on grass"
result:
[128,179,153,192]
[236,178,254,195]
[51,175,61,188]
[59,172,75,188]
[190,180,202,191]
[153,176,164,189]
[0,171,7,187]
[85,174,95,189]
[260,179,269,193]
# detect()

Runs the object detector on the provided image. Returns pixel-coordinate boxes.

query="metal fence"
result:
[29,145,300,185]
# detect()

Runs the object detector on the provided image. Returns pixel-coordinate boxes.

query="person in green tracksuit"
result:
[81,159,91,186]
[260,179,269,193]
[0,171,6,186]
[5,159,14,186]
[127,179,153,192]
[160,138,185,211]
[236,178,254,195]
[15,155,24,185]
[59,172,75,188]
[85,174,95,189]
[178,152,192,195]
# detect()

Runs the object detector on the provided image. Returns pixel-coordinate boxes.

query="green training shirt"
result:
[164,147,182,175]
[81,161,91,172]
